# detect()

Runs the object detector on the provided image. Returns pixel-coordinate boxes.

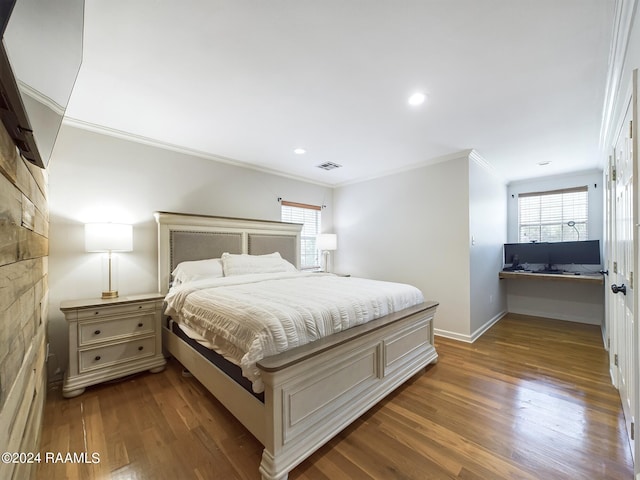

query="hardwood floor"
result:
[37,314,633,479]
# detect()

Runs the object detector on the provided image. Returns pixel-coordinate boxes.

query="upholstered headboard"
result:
[154,211,302,294]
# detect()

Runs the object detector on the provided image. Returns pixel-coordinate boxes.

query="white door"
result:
[633,69,640,472]
[606,152,616,382]
[611,72,636,459]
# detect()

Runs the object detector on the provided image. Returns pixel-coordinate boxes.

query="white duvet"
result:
[164,272,424,393]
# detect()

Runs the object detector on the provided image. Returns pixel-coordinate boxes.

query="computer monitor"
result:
[504,242,550,266]
[548,240,601,265]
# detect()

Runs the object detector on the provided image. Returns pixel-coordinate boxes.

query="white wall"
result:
[334,152,504,340]
[46,125,334,380]
[468,153,508,338]
[505,170,605,324]
[333,155,470,337]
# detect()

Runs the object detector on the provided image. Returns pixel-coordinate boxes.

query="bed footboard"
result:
[257,303,438,480]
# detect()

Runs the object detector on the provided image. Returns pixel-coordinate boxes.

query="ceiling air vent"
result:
[316,162,342,171]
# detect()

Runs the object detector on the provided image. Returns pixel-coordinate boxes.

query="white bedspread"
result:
[164,272,424,393]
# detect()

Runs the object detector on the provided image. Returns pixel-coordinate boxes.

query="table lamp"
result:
[85,223,133,299]
[317,233,337,273]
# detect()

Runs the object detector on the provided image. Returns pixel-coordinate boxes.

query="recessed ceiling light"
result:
[294,148,306,155]
[408,92,426,106]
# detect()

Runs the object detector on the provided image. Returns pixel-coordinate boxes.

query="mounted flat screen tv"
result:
[0,0,83,168]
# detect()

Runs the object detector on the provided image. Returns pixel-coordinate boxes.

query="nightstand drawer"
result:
[78,313,156,346]
[62,294,166,398]
[75,300,159,321]
[79,336,156,373]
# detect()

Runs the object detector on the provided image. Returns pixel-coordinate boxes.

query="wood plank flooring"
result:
[37,314,633,479]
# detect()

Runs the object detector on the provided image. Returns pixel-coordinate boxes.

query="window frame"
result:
[280,200,322,270]
[518,186,589,243]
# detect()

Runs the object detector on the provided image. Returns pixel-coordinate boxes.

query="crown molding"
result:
[63,117,496,190]
[468,149,502,181]
[61,116,334,188]
[334,149,478,188]
[18,80,65,115]
[335,149,503,188]
[506,168,603,188]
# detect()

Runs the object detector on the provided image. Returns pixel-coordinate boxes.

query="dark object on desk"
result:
[502,266,524,272]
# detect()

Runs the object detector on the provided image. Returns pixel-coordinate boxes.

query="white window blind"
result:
[281,201,321,269]
[518,186,588,243]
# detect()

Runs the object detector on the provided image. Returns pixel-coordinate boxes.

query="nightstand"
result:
[61,293,167,398]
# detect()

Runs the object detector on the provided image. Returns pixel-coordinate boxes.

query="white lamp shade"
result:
[85,223,133,252]
[317,233,337,251]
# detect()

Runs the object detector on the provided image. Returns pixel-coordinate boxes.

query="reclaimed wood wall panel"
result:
[0,121,49,480]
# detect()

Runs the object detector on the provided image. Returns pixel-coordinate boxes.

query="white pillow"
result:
[221,252,297,276]
[172,258,224,284]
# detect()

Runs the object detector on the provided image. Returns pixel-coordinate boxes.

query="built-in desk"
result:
[499,271,604,285]
[499,271,604,324]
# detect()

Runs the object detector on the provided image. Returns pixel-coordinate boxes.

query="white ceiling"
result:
[65,0,615,187]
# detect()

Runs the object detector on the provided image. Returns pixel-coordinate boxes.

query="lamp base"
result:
[101,290,118,299]
[323,250,331,273]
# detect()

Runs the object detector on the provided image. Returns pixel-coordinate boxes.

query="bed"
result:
[155,211,439,480]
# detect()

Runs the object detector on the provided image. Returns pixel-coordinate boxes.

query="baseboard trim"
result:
[434,328,472,343]
[507,308,601,325]
[470,310,507,342]
[435,310,507,343]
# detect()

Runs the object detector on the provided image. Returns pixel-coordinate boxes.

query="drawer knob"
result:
[94,330,101,335]
[138,346,144,351]
[94,311,99,315]
[138,305,142,309]
[137,323,144,328]
[94,355,101,361]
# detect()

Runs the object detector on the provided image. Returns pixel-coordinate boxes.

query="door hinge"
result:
[615,353,619,366]
[614,261,618,274]
[631,120,633,139]
[631,422,635,440]
[631,271,634,289]
[612,165,617,182]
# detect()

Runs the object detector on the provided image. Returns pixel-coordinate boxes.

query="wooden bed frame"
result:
[155,211,439,480]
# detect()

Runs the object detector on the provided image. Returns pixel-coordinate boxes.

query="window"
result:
[518,186,588,243]
[281,200,321,269]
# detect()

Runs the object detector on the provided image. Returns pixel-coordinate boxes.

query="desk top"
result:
[498,271,604,285]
